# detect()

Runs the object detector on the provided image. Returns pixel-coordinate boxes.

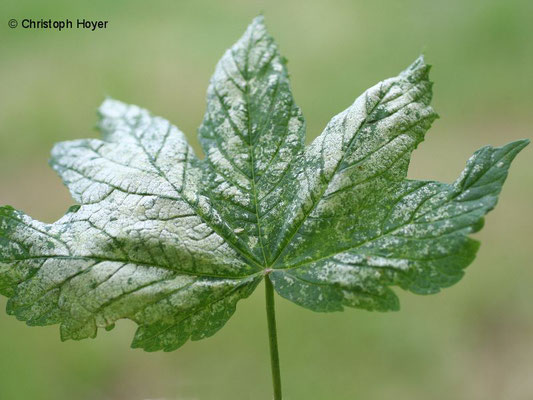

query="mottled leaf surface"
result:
[0,17,527,351]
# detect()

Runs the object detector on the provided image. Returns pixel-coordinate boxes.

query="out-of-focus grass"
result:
[0,0,531,399]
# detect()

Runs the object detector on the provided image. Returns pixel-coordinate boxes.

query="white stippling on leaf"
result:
[0,16,528,351]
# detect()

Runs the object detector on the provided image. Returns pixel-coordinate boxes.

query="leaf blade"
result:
[0,205,262,349]
[199,16,305,262]
[0,18,527,353]
[267,56,438,265]
[271,140,528,312]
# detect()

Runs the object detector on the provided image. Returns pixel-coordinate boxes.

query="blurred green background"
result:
[0,0,532,399]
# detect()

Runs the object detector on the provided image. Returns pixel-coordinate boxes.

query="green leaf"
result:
[0,16,528,351]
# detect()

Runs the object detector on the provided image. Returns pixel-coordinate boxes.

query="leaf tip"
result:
[0,204,16,214]
[252,14,265,25]
[513,138,530,151]
[401,55,432,83]
[98,97,127,120]
[242,15,270,42]
[501,139,530,163]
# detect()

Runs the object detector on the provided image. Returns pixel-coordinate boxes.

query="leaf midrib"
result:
[275,146,511,273]
[123,114,264,271]
[239,36,269,267]
[269,84,395,268]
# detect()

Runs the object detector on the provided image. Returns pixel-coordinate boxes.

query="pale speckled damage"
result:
[0,16,528,351]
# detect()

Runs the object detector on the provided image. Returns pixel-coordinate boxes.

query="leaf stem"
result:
[265,275,282,400]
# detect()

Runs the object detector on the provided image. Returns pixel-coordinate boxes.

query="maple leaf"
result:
[0,17,527,352]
